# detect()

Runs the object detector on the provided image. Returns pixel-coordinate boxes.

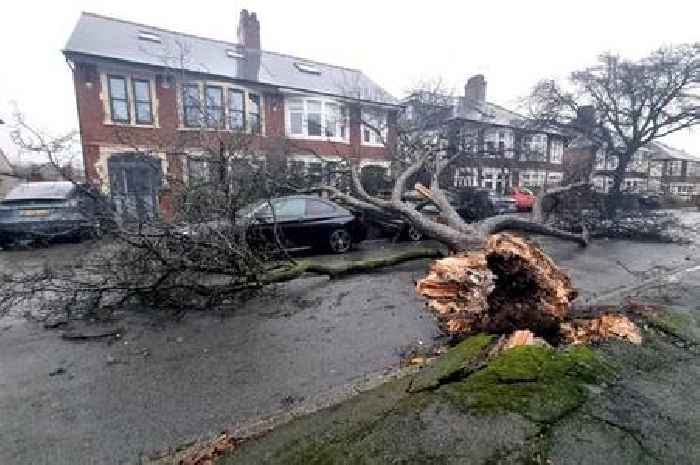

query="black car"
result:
[449,188,518,221]
[0,181,104,247]
[181,195,367,254]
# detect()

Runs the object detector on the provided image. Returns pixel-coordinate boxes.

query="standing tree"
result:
[528,43,700,215]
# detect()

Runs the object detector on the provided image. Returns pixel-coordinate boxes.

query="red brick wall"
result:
[71,58,397,221]
[73,60,396,175]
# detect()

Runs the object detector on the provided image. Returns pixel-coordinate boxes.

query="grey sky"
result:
[0,0,697,163]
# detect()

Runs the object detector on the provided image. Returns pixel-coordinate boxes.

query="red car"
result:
[511,187,535,211]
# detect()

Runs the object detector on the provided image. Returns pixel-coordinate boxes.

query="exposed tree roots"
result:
[417,233,640,346]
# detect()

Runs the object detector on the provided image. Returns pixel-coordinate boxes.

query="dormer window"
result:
[294,62,321,75]
[137,31,161,43]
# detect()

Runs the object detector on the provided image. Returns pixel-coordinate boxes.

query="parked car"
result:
[0,181,105,248]
[180,195,367,254]
[450,188,517,221]
[510,187,536,212]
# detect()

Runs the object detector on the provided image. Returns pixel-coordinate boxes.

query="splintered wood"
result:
[416,233,576,336]
[416,233,641,345]
[561,314,642,345]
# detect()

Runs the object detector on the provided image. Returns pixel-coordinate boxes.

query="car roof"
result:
[4,181,76,201]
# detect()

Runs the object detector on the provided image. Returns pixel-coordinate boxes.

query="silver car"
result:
[0,181,103,247]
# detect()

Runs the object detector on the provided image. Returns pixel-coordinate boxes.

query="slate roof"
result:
[439,96,561,135]
[648,141,700,162]
[64,12,398,106]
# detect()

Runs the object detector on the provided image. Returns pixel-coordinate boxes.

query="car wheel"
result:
[329,229,352,254]
[406,224,423,241]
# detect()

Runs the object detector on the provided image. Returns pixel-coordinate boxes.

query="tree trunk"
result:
[416,233,576,342]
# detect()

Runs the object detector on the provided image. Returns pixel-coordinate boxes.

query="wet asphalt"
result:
[0,211,698,465]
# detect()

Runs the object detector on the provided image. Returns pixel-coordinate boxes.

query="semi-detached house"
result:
[403,75,565,194]
[63,10,399,220]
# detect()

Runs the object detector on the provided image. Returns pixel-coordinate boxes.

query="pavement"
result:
[0,211,699,465]
[223,265,700,465]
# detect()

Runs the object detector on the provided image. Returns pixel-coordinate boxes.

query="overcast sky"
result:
[0,0,697,163]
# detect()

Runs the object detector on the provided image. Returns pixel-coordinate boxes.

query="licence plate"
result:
[21,209,50,217]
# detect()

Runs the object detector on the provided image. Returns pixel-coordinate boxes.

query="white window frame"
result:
[549,139,563,164]
[606,154,619,170]
[361,109,388,147]
[594,149,606,170]
[519,169,547,188]
[284,96,349,143]
[527,133,547,161]
[547,171,563,184]
[178,80,264,135]
[668,160,683,176]
[454,167,478,188]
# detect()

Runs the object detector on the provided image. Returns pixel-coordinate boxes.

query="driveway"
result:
[0,224,698,465]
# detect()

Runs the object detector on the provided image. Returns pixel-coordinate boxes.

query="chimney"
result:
[465,74,487,105]
[576,105,596,128]
[238,9,260,49]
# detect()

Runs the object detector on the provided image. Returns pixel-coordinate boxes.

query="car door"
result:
[254,198,306,248]
[302,198,341,247]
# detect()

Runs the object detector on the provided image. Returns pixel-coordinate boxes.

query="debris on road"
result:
[49,367,66,376]
[61,327,123,341]
[178,432,241,465]
[561,314,642,345]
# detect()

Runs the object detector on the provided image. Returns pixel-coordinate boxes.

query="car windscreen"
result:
[3,182,75,202]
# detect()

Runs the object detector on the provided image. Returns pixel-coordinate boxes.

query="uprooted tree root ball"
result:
[417,233,641,346]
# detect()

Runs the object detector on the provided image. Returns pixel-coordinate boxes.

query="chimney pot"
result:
[238,9,260,49]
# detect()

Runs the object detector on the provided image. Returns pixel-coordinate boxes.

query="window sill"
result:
[361,142,385,148]
[287,134,350,144]
[103,121,159,129]
[176,126,264,136]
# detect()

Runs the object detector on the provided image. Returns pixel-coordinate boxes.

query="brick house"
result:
[63,10,399,220]
[403,75,565,194]
[564,137,700,200]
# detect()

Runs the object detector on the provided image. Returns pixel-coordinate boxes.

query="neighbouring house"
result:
[63,10,399,220]
[402,75,565,194]
[0,150,20,198]
[564,135,700,200]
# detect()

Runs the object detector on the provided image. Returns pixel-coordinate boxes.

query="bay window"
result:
[285,97,349,141]
[288,99,304,136]
[527,134,547,161]
[307,100,323,136]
